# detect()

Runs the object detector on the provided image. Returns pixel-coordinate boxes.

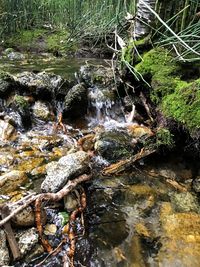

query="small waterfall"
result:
[87,85,125,127]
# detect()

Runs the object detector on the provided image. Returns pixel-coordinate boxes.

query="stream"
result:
[0,54,200,267]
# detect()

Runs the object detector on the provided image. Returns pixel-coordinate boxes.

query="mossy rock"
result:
[134,48,200,131]
[0,71,15,97]
[162,79,200,130]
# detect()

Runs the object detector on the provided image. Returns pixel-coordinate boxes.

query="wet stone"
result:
[0,170,28,194]
[16,227,39,256]
[11,205,35,227]
[63,83,88,118]
[0,229,10,266]
[193,176,200,193]
[41,151,90,193]
[32,101,54,121]
[94,130,133,162]
[0,119,17,141]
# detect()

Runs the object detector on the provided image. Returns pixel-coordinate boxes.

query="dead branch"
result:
[0,195,38,227]
[102,148,156,176]
[1,205,21,260]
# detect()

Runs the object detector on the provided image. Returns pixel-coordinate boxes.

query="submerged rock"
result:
[41,151,90,192]
[171,192,200,213]
[63,83,88,118]
[0,229,10,266]
[0,170,28,194]
[159,202,200,267]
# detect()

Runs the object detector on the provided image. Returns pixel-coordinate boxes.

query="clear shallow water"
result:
[0,54,107,80]
[1,55,199,267]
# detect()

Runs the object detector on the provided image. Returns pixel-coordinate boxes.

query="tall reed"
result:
[0,0,135,40]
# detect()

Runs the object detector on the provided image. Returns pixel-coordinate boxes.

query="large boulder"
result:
[41,151,90,193]
[15,71,67,99]
[63,83,88,118]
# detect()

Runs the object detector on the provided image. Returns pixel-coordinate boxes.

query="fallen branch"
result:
[102,148,156,176]
[1,205,21,260]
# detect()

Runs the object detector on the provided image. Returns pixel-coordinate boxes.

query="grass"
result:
[0,0,136,46]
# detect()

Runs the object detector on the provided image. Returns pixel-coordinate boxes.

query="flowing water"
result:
[0,55,199,267]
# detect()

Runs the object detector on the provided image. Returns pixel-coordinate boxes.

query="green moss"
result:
[5,29,77,53]
[162,79,200,130]
[133,47,200,131]
[46,30,75,53]
[14,95,29,110]
[6,29,47,50]
[156,128,174,148]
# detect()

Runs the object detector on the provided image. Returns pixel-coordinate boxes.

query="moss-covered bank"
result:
[4,29,77,54]
[133,48,200,132]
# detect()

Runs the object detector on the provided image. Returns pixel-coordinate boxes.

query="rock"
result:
[11,95,31,129]
[31,164,47,179]
[193,176,200,193]
[64,193,78,212]
[127,125,154,138]
[63,83,88,118]
[16,157,45,173]
[16,228,39,256]
[41,151,90,192]
[11,205,35,227]
[79,65,116,88]
[159,202,200,267]
[15,71,64,99]
[77,134,95,152]
[32,101,54,121]
[44,224,57,235]
[171,192,200,213]
[0,229,10,266]
[0,170,28,194]
[7,51,26,60]
[0,71,15,97]
[0,119,17,141]
[94,130,133,162]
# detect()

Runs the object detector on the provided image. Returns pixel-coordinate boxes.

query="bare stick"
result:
[0,195,38,227]
[1,205,21,260]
